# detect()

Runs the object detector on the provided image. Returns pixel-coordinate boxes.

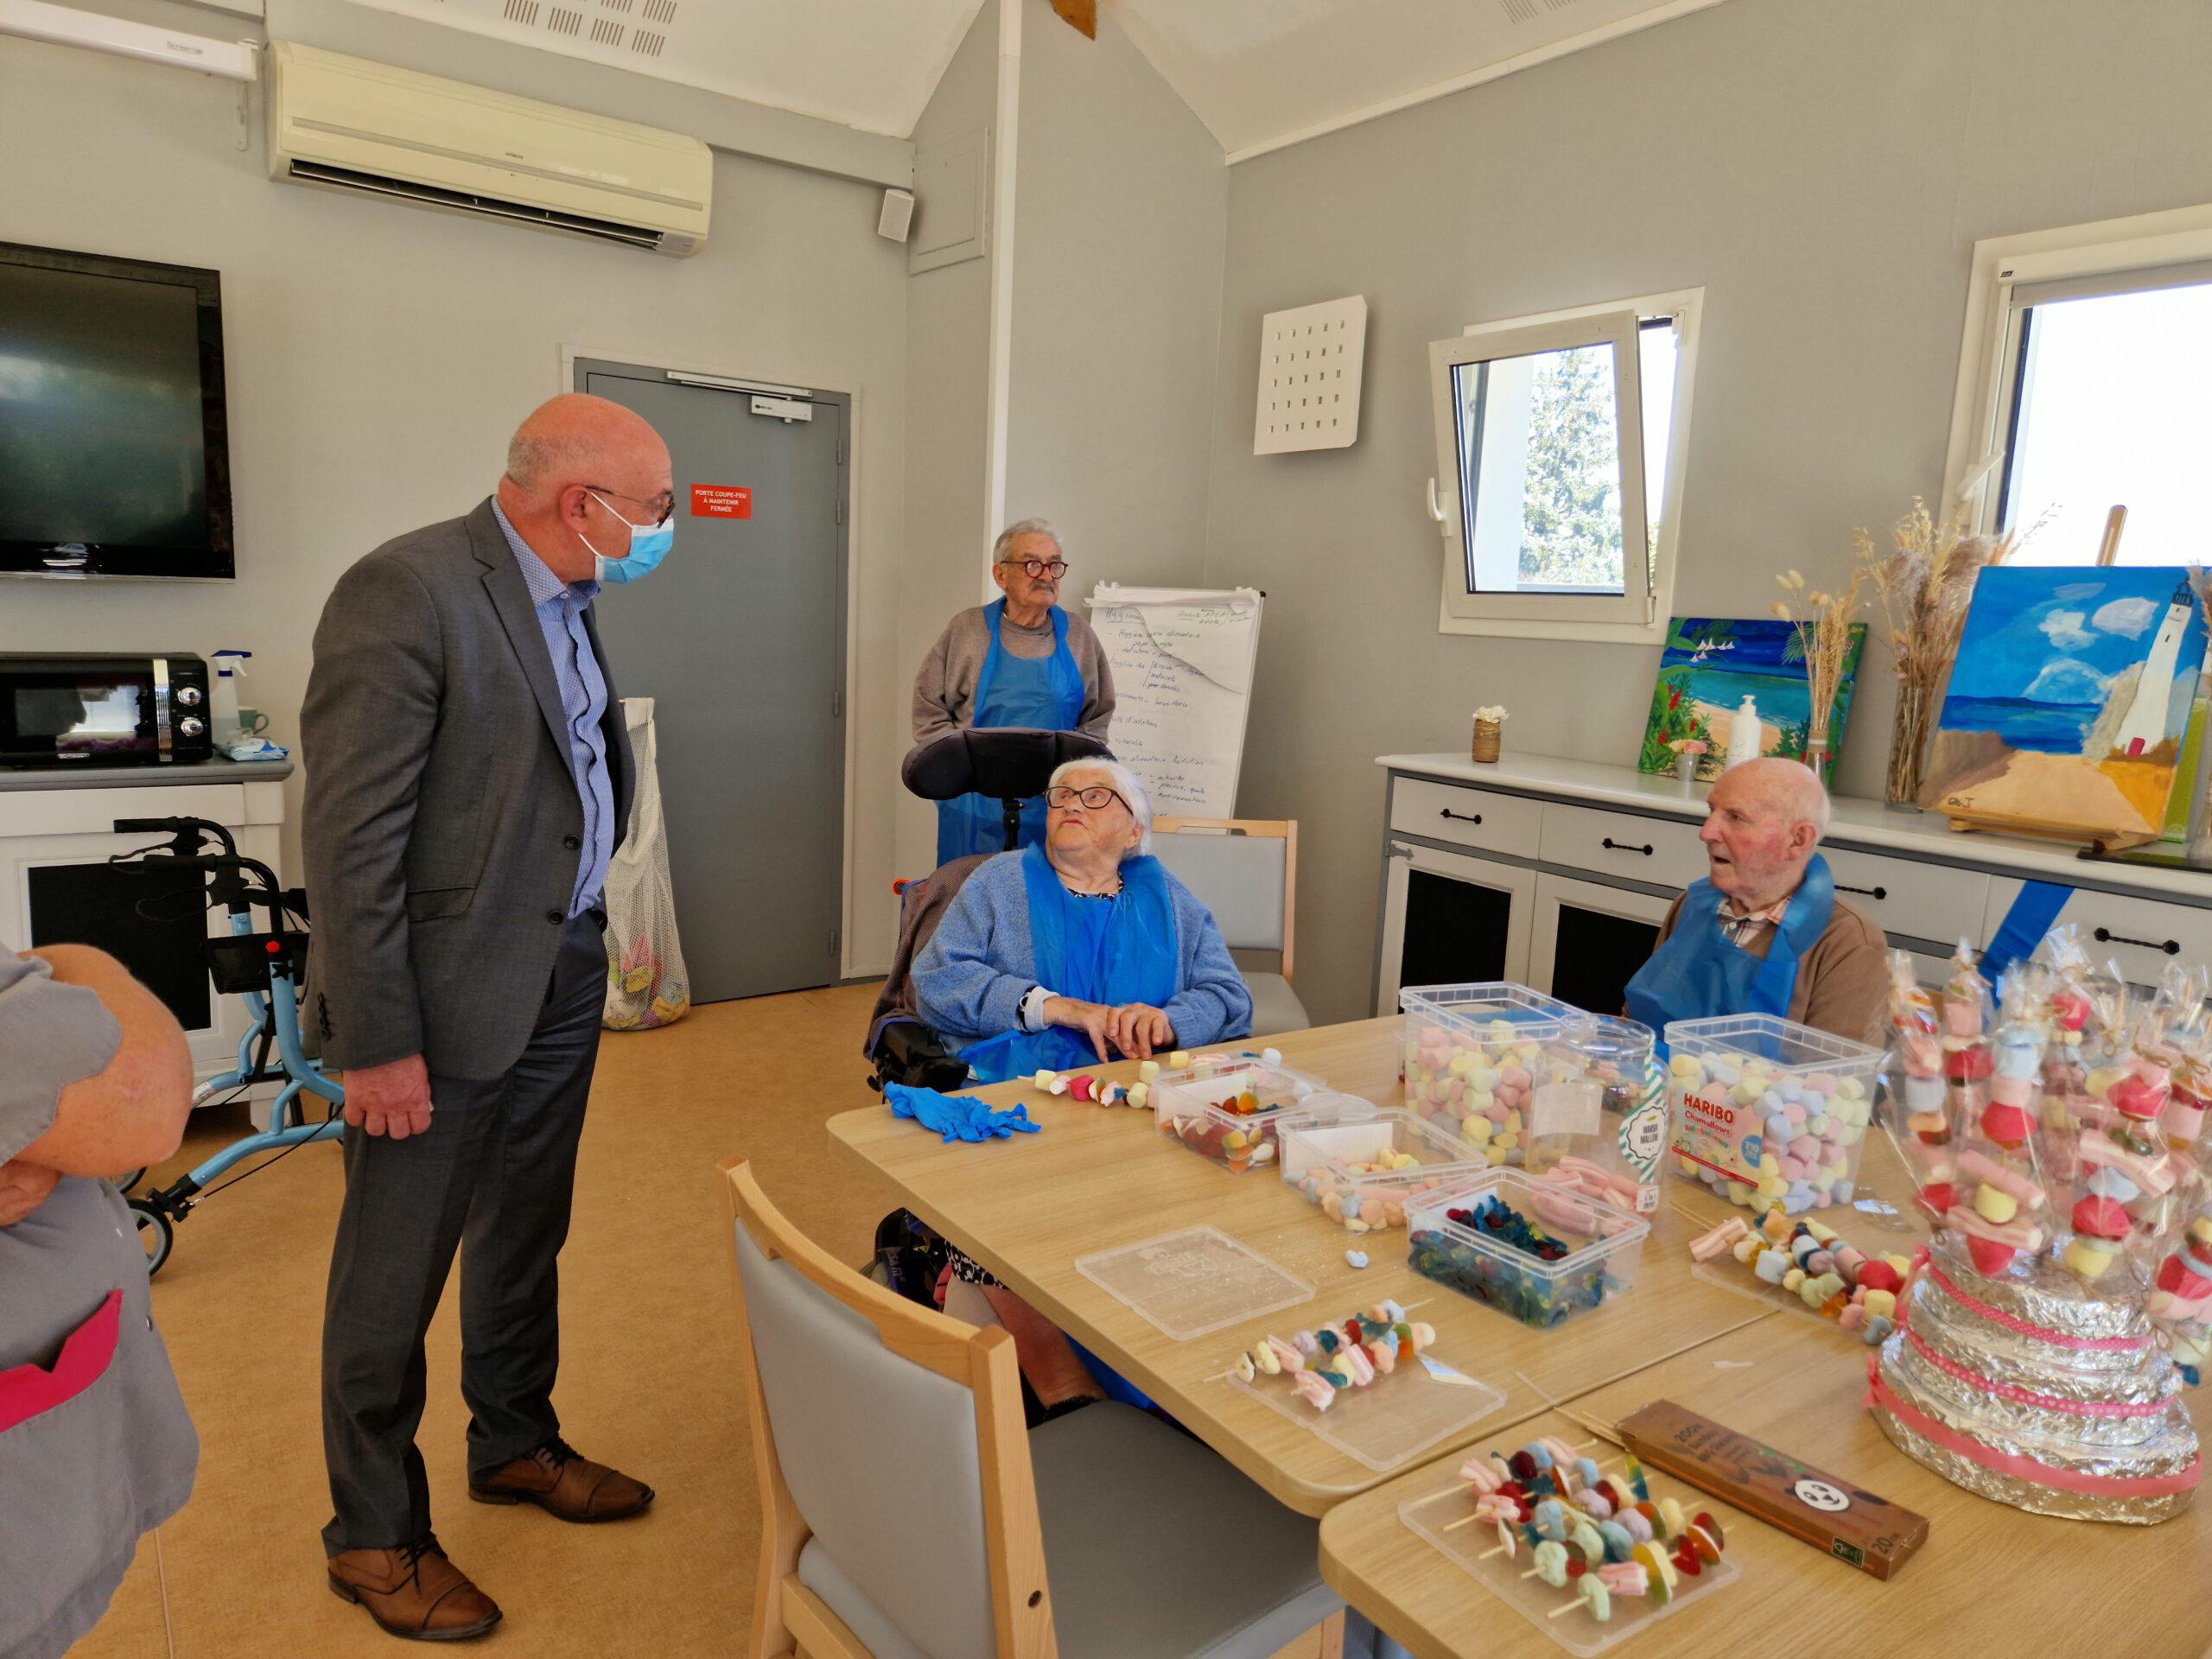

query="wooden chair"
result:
[1149,817,1310,1039]
[721,1159,1344,1659]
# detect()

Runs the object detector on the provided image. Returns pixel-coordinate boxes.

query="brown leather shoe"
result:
[468,1436,654,1522]
[327,1534,502,1642]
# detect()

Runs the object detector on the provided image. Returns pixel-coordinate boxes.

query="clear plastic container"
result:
[1519,1016,1671,1217]
[1663,1013,1885,1217]
[1398,984,1591,1163]
[1072,1226,1315,1339]
[1406,1169,1649,1330]
[1148,1054,1341,1172]
[1278,1109,1495,1233]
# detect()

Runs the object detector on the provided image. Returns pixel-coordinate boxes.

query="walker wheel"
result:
[130,1199,175,1277]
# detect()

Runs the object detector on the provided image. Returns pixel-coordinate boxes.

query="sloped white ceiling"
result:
[344,0,985,137]
[1109,0,1722,159]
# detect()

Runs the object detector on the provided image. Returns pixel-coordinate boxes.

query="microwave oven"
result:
[0,653,216,767]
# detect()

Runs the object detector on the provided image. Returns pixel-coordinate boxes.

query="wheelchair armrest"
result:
[867,1019,973,1096]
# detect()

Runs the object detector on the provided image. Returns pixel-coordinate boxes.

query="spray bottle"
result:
[209,650,252,748]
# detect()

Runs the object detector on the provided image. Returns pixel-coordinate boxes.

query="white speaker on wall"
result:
[877,188,915,244]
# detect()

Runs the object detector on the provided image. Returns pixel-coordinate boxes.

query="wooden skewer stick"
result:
[2096,504,2128,568]
[1548,1599,1591,1620]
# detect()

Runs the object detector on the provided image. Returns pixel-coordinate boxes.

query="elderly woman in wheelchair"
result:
[911,758,1252,1084]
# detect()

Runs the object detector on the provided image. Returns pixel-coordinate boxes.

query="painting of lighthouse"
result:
[1925,567,2209,843]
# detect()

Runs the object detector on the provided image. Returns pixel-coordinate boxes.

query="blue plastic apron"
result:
[958,844,1180,1084]
[934,601,1089,866]
[1623,855,1836,1048]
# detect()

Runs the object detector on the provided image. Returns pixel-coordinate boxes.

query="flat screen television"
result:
[0,241,233,580]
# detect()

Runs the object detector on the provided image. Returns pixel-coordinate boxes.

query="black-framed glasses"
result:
[586,485,677,526]
[1001,557,1069,580]
[1046,785,1128,813]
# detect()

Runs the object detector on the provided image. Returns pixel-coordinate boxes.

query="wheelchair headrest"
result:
[900,727,1113,803]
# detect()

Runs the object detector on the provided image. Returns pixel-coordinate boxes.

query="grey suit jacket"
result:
[301,499,634,1082]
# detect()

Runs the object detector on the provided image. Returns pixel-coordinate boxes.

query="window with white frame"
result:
[1947,209,2212,567]
[1427,291,1700,644]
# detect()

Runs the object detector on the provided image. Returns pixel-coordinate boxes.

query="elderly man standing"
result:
[1624,757,1889,1047]
[302,393,668,1641]
[912,518,1116,863]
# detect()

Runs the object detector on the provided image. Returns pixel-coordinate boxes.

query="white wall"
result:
[1198,0,2212,1023]
[0,13,913,976]
[1005,3,1226,590]
[897,0,1003,879]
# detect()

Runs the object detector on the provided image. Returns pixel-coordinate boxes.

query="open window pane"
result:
[1999,277,2212,565]
[1456,341,1627,594]
[1431,309,1648,626]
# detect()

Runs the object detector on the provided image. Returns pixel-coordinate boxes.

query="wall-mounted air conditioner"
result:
[266,41,712,256]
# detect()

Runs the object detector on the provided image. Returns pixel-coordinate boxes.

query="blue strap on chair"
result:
[1978,880,2073,986]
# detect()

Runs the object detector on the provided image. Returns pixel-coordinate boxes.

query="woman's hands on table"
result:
[1042,998,1177,1063]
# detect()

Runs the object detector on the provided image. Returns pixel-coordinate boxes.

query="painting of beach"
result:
[1925,566,2209,842]
[1637,617,1866,783]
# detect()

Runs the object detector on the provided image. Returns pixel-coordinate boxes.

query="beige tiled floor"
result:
[73,983,898,1658]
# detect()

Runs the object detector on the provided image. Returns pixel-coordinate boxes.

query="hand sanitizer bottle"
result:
[1726,693,1763,769]
[210,650,252,747]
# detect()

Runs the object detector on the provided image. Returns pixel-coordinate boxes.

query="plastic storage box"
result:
[1663,1013,1884,1216]
[1406,1168,1649,1329]
[1518,1015,1672,1217]
[1149,1053,1344,1172]
[1399,983,1600,1169]
[1278,1109,1494,1234]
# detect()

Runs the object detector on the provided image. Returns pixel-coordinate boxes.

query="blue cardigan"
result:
[912,851,1253,1052]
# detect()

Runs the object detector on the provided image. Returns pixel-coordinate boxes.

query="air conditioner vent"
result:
[546,7,582,35]
[631,29,664,56]
[589,16,620,43]
[283,162,665,249]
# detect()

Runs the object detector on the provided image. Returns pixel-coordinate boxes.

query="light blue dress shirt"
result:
[493,500,615,916]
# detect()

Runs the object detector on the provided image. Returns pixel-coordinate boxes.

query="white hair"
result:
[1051,757,1151,855]
[993,518,1064,565]
[1724,755,1832,837]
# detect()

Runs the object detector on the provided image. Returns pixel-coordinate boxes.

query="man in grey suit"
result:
[303,393,673,1641]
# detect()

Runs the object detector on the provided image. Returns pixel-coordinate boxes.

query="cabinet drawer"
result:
[1538,802,1707,889]
[1982,880,2212,988]
[1389,778,1543,860]
[1821,847,1988,949]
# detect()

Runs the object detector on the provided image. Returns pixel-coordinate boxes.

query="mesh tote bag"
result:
[602,696,692,1029]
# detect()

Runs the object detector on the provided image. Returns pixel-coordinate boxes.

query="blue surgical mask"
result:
[581,489,675,585]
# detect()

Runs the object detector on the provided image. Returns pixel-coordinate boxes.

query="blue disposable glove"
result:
[885,1082,1040,1144]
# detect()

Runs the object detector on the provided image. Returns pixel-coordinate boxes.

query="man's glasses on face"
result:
[587,486,677,526]
[1001,557,1069,580]
[1046,785,1127,813]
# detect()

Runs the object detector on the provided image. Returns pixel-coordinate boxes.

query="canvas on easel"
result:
[1925,566,2210,848]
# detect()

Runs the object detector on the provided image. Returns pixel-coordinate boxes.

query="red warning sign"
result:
[690,485,752,519]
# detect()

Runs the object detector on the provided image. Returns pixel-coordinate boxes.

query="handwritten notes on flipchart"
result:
[1084,586,1265,817]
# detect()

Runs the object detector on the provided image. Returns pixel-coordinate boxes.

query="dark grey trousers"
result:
[321,910,607,1554]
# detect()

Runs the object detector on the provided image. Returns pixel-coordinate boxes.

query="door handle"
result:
[1600,837,1654,856]
[1440,809,1483,826]
[2094,926,2180,956]
[1835,882,1889,900]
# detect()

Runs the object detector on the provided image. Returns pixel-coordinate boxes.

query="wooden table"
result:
[1318,1313,2212,1659]
[829,1017,1779,1516]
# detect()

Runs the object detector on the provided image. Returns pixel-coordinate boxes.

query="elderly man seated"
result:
[1624,756,1888,1046]
[913,758,1251,1084]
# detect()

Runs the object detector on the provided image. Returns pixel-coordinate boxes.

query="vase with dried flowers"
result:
[1774,568,1866,785]
[1853,499,2012,807]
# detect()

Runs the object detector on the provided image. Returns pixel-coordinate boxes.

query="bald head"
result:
[495,393,672,583]
[1700,757,1830,907]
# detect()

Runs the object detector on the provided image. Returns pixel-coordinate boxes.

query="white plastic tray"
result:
[1227,1341,1504,1472]
[1072,1226,1314,1339]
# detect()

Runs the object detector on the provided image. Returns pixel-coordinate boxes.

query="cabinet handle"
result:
[2094,926,2180,956]
[1600,836,1654,856]
[1440,809,1484,825]
[1835,883,1889,900]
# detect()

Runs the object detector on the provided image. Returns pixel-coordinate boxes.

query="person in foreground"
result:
[0,942,196,1659]
[912,519,1118,862]
[302,393,667,1641]
[912,758,1252,1084]
[1624,756,1888,1046]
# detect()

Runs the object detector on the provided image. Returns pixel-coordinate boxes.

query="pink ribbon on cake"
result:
[1866,1361,2199,1498]
[1916,1250,2151,1354]
[1901,1326,2169,1419]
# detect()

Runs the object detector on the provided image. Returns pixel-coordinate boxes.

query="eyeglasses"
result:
[1046,785,1128,813]
[1001,557,1069,580]
[587,485,677,526]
